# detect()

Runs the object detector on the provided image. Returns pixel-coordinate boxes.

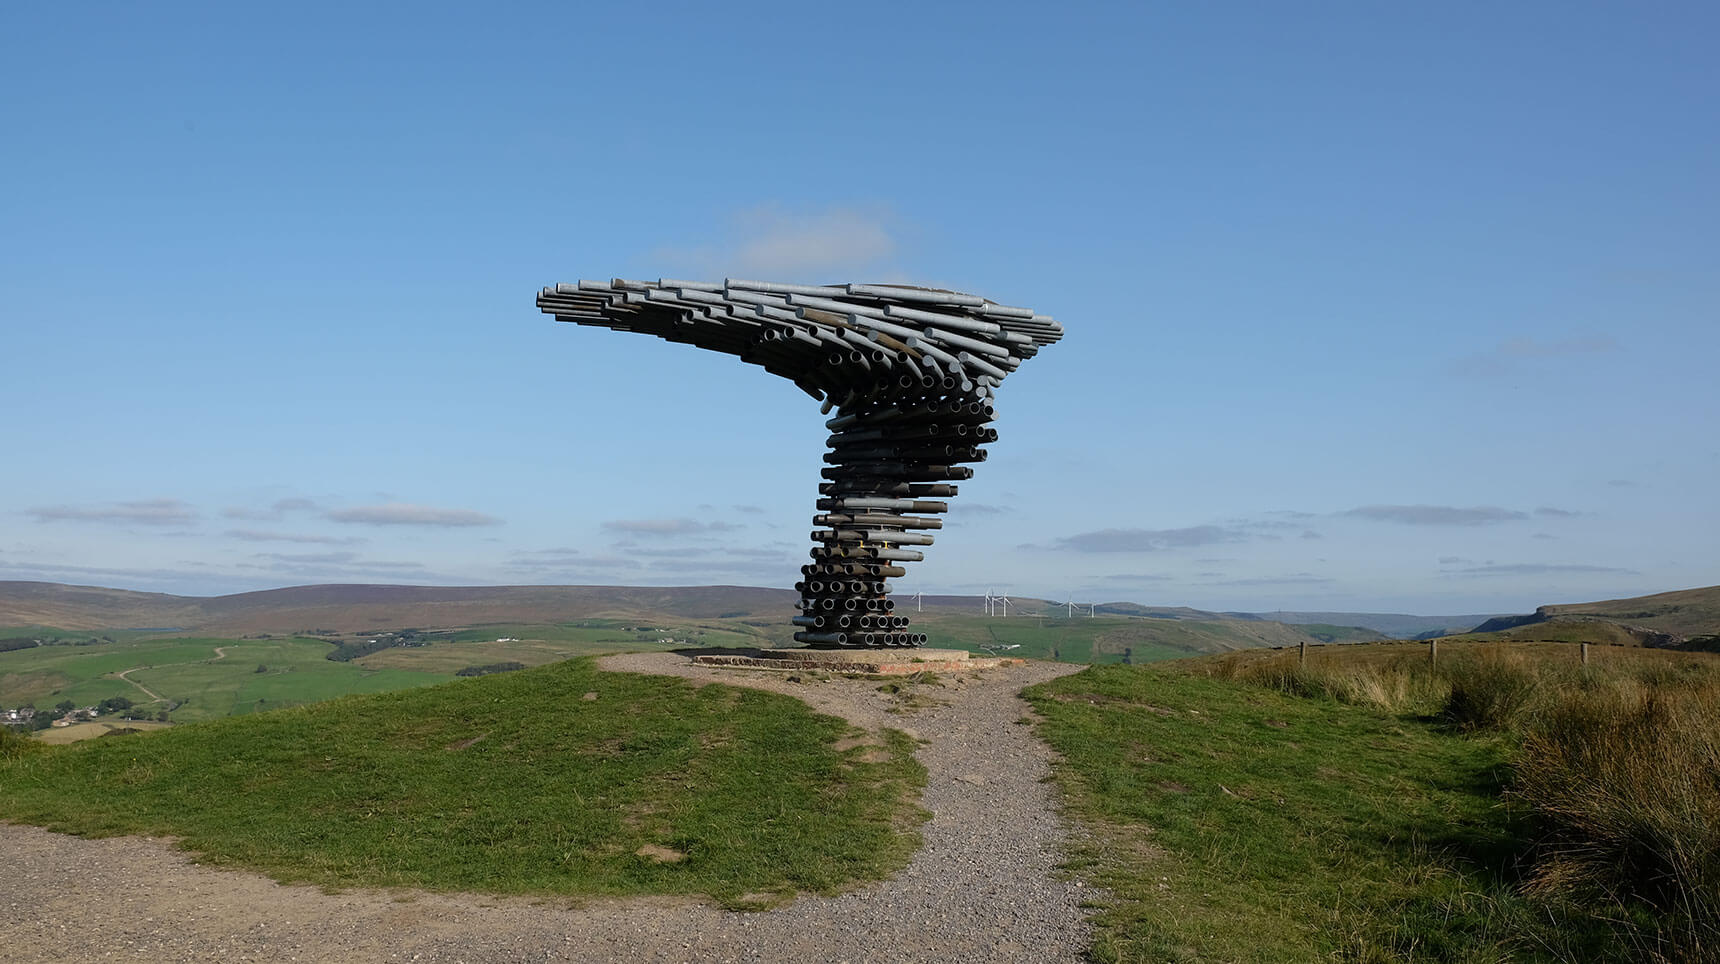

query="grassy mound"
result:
[0,658,925,905]
[1027,660,1613,962]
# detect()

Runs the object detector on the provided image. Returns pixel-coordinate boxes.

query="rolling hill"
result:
[1461,584,1720,648]
[1235,610,1512,639]
[0,581,1374,661]
[0,581,793,636]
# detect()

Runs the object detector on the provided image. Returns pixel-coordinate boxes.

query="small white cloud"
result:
[602,518,741,536]
[29,498,197,527]
[226,529,359,545]
[255,551,359,565]
[1445,562,1637,576]
[626,545,718,558]
[0,558,211,584]
[1051,526,1249,552]
[326,503,501,527]
[223,497,321,522]
[952,503,1013,515]
[1202,574,1336,586]
[655,203,901,281]
[1343,505,1527,526]
[1448,335,1620,377]
[1497,336,1621,359]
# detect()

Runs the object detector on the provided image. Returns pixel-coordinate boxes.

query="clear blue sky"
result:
[3,1,1715,615]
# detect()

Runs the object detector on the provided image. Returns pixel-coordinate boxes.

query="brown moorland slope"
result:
[0,582,202,631]
[1540,585,1720,637]
[0,581,795,635]
[193,583,796,634]
[1463,584,1720,647]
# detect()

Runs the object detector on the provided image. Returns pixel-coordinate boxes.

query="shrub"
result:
[455,661,527,677]
[0,726,42,760]
[1440,649,1545,731]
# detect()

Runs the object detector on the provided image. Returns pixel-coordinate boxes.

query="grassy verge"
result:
[0,657,926,906]
[1026,661,1617,963]
[1216,643,1720,960]
[1032,643,1720,962]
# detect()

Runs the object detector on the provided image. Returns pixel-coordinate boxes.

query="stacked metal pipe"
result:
[536,278,1062,648]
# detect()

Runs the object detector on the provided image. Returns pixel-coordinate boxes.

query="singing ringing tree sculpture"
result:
[536,279,1062,649]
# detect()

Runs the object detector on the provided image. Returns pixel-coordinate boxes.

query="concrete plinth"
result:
[688,647,1022,676]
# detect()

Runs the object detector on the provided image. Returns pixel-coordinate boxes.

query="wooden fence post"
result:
[1581,642,1590,667]
[1298,640,1307,668]
[1429,638,1439,668]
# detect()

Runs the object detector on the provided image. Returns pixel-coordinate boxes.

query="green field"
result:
[1,636,440,722]
[0,622,749,725]
[406,619,768,656]
[2,613,1231,728]
[4,605,1350,733]
[0,658,926,905]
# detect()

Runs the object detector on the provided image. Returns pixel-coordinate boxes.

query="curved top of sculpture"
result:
[535,278,1060,405]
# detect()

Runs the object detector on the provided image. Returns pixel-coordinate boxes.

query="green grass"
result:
[1026,662,1617,963]
[2,615,1219,728]
[0,657,926,905]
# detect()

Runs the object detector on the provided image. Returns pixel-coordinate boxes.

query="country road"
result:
[112,668,164,703]
[107,643,228,706]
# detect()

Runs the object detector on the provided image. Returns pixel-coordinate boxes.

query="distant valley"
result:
[5,580,1716,732]
[0,580,1489,641]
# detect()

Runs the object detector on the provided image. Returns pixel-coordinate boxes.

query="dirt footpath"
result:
[1,656,1094,963]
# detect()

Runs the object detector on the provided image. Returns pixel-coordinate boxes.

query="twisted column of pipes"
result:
[536,279,1062,648]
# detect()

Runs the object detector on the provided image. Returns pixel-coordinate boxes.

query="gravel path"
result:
[2,655,1094,963]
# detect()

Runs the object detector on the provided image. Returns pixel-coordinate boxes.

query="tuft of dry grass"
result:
[1515,669,1720,962]
[1439,648,1548,731]
[0,725,43,760]
[1205,647,1450,715]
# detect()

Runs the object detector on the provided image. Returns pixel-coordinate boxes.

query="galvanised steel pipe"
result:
[538,277,1061,648]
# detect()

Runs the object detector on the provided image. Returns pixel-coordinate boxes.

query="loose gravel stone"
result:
[1,656,1095,963]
